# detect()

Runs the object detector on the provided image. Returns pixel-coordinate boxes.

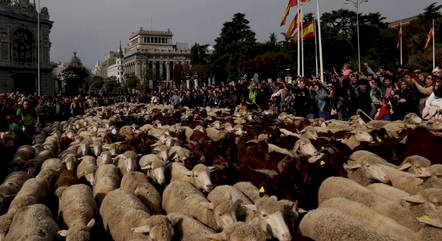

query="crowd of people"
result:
[0,63,441,154]
[153,63,442,122]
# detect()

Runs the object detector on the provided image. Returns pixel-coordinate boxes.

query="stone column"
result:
[152,60,156,81]
[166,61,170,81]
[135,61,141,79]
[159,61,163,80]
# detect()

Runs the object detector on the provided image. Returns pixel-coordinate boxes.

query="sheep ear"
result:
[398,162,411,171]
[86,218,95,230]
[243,204,257,211]
[248,217,261,226]
[168,215,182,226]
[207,232,227,241]
[403,194,425,204]
[417,216,442,228]
[141,164,152,170]
[208,166,217,173]
[131,225,150,234]
[57,230,68,237]
[184,170,194,177]
[201,202,215,210]
[343,162,361,170]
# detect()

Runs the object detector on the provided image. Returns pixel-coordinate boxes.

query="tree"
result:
[124,74,139,89]
[191,43,209,65]
[212,12,257,80]
[60,65,89,96]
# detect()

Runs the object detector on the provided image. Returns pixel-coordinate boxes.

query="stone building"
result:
[123,28,191,87]
[106,43,124,84]
[0,0,53,94]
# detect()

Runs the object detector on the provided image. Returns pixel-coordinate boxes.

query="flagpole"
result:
[316,0,324,81]
[400,22,403,66]
[301,5,305,77]
[37,0,41,96]
[297,5,301,77]
[314,16,319,77]
[432,19,435,69]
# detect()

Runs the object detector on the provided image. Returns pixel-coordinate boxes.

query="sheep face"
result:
[131,216,174,241]
[352,130,373,143]
[344,161,390,184]
[293,138,318,157]
[151,165,165,185]
[261,211,291,241]
[254,197,292,241]
[214,200,239,229]
[191,164,215,192]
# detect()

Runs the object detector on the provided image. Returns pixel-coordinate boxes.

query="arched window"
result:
[12,29,35,65]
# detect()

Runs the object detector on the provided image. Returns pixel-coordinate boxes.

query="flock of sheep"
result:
[0,102,441,241]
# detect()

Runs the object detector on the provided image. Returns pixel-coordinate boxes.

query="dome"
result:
[69,52,83,67]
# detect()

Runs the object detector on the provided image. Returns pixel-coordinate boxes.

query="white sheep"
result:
[116,150,138,176]
[166,213,216,241]
[3,204,58,241]
[162,180,218,230]
[93,164,120,204]
[120,171,161,214]
[398,155,432,175]
[299,207,409,241]
[61,153,79,171]
[170,162,215,192]
[207,219,267,241]
[233,181,261,202]
[58,184,96,241]
[96,151,113,166]
[100,189,174,241]
[244,196,293,241]
[366,183,410,205]
[0,171,29,211]
[318,177,420,232]
[319,197,420,241]
[138,154,166,185]
[76,155,97,186]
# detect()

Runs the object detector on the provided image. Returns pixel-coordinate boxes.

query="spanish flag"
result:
[284,10,300,40]
[424,26,433,49]
[293,21,315,41]
[280,0,298,26]
[303,21,315,40]
[396,23,402,49]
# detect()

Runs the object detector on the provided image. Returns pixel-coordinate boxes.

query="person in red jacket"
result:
[375,97,391,120]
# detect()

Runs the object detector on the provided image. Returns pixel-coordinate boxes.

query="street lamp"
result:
[345,0,367,73]
[37,0,41,96]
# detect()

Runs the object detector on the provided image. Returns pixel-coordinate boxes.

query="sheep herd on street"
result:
[0,103,441,241]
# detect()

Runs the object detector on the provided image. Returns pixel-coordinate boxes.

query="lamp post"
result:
[345,0,367,73]
[37,0,41,96]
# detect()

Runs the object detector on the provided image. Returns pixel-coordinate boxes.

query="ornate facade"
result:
[123,28,191,86]
[0,0,53,94]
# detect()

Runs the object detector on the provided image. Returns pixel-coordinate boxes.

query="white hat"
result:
[433,67,441,73]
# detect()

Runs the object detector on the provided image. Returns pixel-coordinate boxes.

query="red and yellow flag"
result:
[280,0,298,26]
[303,21,315,39]
[293,21,315,41]
[396,23,402,49]
[284,10,300,40]
[424,26,433,49]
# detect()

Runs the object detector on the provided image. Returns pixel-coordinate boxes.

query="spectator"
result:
[15,99,37,141]
[422,78,442,119]
[354,79,374,117]
[392,80,418,120]
[412,73,435,114]
[246,82,258,110]
[375,97,391,121]
[271,80,286,113]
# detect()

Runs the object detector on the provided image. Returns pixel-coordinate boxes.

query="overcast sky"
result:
[43,0,437,68]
